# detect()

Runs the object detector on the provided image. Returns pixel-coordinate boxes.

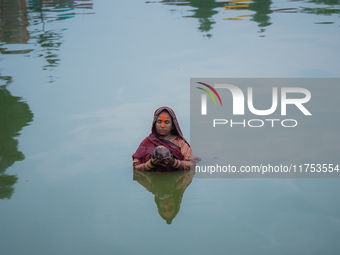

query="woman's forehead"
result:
[158,111,171,119]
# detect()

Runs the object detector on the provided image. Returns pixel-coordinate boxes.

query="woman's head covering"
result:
[151,106,186,142]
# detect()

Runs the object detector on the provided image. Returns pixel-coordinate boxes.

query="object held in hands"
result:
[151,146,171,162]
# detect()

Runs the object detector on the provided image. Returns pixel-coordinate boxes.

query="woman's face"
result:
[155,111,173,137]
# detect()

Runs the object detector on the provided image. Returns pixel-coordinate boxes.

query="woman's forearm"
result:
[173,159,195,170]
[133,158,156,171]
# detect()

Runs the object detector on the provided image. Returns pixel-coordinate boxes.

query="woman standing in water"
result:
[132,107,195,171]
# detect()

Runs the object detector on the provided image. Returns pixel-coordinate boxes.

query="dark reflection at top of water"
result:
[153,0,274,36]
[133,169,195,224]
[0,74,34,200]
[0,0,94,72]
[0,0,94,197]
[150,0,340,37]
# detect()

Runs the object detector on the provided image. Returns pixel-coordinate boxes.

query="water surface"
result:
[1,0,340,254]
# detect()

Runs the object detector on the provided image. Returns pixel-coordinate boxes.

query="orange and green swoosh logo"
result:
[196,82,223,106]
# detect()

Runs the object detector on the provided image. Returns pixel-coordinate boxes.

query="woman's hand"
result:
[150,154,176,168]
[162,155,175,167]
[150,157,162,166]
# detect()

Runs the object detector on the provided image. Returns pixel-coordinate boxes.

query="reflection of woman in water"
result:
[132,107,195,171]
[133,169,194,224]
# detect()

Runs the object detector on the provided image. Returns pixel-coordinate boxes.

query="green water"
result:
[1,0,340,254]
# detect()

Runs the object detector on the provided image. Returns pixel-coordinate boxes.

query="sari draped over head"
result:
[132,107,190,165]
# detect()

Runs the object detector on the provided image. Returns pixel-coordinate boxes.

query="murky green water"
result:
[1,0,340,254]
